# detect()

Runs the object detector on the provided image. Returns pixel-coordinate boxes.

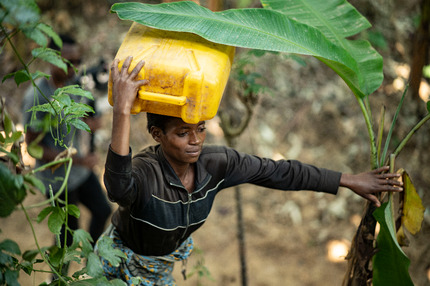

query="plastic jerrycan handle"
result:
[137,64,187,106]
[138,90,187,106]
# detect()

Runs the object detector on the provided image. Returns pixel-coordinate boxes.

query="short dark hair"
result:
[146,113,178,133]
[49,34,77,51]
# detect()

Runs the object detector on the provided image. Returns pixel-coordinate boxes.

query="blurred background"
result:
[1,0,429,285]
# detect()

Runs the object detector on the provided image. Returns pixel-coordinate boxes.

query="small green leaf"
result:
[427,101,430,113]
[0,239,21,255]
[47,207,65,234]
[22,24,48,47]
[4,269,20,286]
[0,164,26,217]
[37,206,54,223]
[67,204,80,219]
[63,249,82,264]
[14,70,31,86]
[48,246,64,267]
[72,229,93,256]
[36,23,61,47]
[24,174,46,194]
[32,47,67,73]
[3,112,13,134]
[69,118,91,133]
[85,252,104,278]
[53,92,73,107]
[2,72,16,83]
[96,236,126,267]
[22,249,39,262]
[61,85,94,100]
[27,141,44,159]
[5,131,23,144]
[30,71,51,81]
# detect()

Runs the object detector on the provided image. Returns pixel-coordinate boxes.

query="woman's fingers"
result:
[121,56,133,76]
[130,60,145,78]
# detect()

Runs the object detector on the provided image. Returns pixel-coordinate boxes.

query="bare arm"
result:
[340,166,403,207]
[110,56,148,155]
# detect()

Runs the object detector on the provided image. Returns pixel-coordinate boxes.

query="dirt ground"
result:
[1,0,430,285]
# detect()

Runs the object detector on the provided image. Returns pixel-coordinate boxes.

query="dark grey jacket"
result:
[104,144,341,256]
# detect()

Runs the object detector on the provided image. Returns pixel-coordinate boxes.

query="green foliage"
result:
[27,85,94,147]
[111,0,382,98]
[187,248,215,285]
[0,239,21,286]
[0,163,26,217]
[95,236,127,268]
[0,0,125,284]
[372,202,414,286]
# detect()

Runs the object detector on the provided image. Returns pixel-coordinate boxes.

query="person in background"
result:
[22,35,112,249]
[96,56,403,285]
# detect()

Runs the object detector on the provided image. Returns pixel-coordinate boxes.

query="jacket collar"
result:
[155,145,212,192]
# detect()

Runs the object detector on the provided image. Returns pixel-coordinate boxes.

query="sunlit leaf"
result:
[399,169,425,235]
[261,0,382,96]
[111,0,383,98]
[372,202,413,286]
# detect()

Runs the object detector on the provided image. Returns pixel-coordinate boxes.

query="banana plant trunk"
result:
[343,203,377,286]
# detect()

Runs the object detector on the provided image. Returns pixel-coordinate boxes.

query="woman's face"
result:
[153,118,206,166]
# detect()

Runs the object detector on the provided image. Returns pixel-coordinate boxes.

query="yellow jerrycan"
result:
[108,23,235,123]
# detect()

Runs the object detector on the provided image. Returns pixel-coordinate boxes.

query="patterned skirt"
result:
[95,224,194,286]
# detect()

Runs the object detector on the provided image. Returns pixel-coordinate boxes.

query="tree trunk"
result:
[409,0,430,112]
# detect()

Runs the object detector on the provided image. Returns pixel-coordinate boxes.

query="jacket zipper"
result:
[171,175,211,249]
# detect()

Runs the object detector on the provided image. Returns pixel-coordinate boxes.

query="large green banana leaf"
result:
[260,0,383,97]
[111,0,383,98]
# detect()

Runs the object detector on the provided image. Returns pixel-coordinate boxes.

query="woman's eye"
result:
[198,127,206,133]
[178,132,187,137]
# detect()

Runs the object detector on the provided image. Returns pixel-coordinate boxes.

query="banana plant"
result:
[110,0,430,285]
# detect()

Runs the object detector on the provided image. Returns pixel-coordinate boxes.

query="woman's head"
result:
[146,113,177,133]
[146,113,206,165]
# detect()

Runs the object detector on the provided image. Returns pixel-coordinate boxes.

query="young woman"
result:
[96,56,403,285]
